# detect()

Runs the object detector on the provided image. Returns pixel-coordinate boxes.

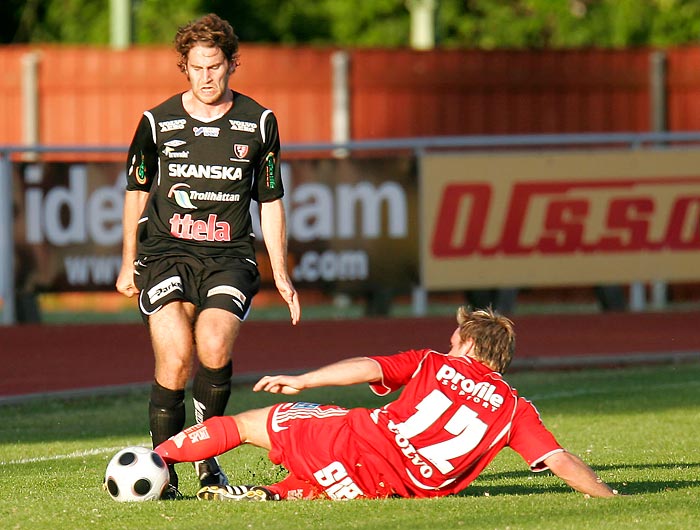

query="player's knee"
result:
[196,335,234,365]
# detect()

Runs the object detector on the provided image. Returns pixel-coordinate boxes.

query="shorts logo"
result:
[147,275,183,305]
[270,405,290,433]
[207,285,247,311]
[270,402,346,433]
[313,462,364,500]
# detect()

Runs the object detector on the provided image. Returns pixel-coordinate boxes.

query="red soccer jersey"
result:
[267,349,563,499]
[358,349,563,497]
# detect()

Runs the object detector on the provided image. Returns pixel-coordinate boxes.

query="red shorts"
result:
[266,402,397,500]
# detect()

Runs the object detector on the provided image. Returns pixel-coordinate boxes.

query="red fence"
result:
[1,45,700,151]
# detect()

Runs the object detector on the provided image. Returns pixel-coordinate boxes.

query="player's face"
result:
[185,44,235,105]
[448,327,475,358]
[448,327,462,356]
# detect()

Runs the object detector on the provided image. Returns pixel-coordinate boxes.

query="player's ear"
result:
[460,337,475,356]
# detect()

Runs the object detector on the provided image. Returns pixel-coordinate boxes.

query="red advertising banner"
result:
[420,150,700,290]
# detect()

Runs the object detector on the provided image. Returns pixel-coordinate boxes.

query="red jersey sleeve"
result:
[508,398,564,471]
[367,349,432,396]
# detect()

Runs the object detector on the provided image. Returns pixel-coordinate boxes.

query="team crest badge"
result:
[233,144,249,159]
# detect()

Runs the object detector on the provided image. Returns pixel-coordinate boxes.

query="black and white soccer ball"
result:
[104,446,169,502]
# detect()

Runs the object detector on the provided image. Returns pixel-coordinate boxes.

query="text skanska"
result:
[168,163,243,180]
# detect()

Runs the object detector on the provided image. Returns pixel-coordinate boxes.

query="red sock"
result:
[154,416,241,464]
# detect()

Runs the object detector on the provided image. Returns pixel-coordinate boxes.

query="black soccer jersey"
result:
[125,91,284,261]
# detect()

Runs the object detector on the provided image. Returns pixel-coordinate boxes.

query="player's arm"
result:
[260,199,300,325]
[544,451,618,498]
[254,357,382,394]
[116,189,149,297]
[116,116,155,297]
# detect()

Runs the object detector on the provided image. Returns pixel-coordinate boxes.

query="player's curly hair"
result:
[174,13,241,74]
[457,306,515,373]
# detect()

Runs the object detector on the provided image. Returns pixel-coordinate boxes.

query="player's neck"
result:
[182,89,233,121]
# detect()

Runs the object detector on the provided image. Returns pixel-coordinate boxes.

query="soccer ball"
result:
[104,446,169,502]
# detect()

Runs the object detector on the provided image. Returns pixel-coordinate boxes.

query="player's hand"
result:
[275,276,300,325]
[115,266,139,298]
[254,375,303,394]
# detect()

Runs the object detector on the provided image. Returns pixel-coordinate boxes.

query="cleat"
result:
[194,457,229,488]
[160,483,183,500]
[160,464,182,500]
[197,484,280,502]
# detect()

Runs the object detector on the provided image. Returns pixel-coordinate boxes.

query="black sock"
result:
[148,381,186,449]
[192,360,232,423]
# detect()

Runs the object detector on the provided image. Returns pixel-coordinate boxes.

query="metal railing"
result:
[3,131,700,325]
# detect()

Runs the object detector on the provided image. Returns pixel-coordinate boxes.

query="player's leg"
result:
[155,409,279,501]
[192,308,240,422]
[194,406,333,501]
[191,259,260,486]
[147,300,196,496]
[190,307,241,486]
[155,407,273,463]
[154,407,283,502]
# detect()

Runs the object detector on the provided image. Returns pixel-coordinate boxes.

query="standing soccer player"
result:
[116,13,300,498]
[155,307,619,501]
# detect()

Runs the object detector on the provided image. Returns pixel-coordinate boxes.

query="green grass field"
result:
[1,362,699,530]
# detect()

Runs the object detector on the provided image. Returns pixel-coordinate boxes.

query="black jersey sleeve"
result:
[252,110,284,203]
[125,115,158,192]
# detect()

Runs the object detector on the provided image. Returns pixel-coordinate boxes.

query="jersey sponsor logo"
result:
[385,419,434,479]
[158,119,186,132]
[163,146,190,159]
[167,183,241,208]
[435,365,504,411]
[264,152,277,188]
[313,462,364,500]
[127,153,148,185]
[376,387,490,483]
[190,190,241,203]
[431,179,700,257]
[232,143,249,160]
[168,183,197,209]
[193,126,220,137]
[164,139,186,148]
[169,213,231,241]
[168,163,243,180]
[229,119,257,133]
[147,275,183,304]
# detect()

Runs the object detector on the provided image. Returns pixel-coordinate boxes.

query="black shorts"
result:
[134,254,260,321]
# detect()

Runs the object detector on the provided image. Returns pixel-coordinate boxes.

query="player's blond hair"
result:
[174,13,241,74]
[457,306,515,373]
